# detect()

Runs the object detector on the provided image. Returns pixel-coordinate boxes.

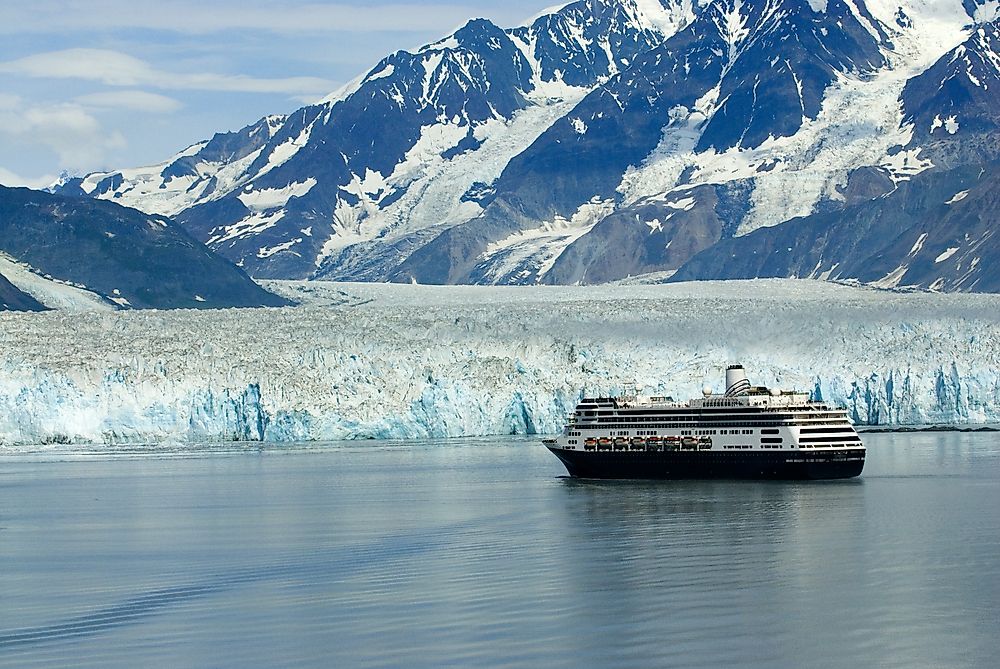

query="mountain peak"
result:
[52,0,999,294]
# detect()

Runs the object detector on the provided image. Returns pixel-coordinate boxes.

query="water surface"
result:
[1,433,998,668]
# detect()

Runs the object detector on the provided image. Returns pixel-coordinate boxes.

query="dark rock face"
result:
[0,186,288,310]
[669,17,1000,292]
[0,273,47,312]
[902,20,1000,167]
[670,163,1000,292]
[398,0,894,284]
[542,186,727,285]
[695,0,888,153]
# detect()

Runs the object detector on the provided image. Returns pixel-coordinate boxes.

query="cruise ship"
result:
[543,365,865,480]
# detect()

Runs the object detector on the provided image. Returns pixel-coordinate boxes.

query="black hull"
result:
[547,447,865,480]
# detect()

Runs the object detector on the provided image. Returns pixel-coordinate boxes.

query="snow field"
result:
[1,279,998,447]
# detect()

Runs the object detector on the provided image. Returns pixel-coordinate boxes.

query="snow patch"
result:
[627,0,700,37]
[908,232,928,255]
[0,253,114,313]
[974,1,1000,23]
[366,63,395,82]
[319,73,366,106]
[479,197,615,283]
[208,211,286,245]
[257,239,303,259]
[260,123,314,176]
[315,92,589,265]
[523,2,572,25]
[238,178,317,212]
[871,264,909,289]
[879,147,934,182]
[946,190,969,204]
[935,247,960,263]
[665,197,696,211]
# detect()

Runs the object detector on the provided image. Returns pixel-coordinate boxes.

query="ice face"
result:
[1,279,998,447]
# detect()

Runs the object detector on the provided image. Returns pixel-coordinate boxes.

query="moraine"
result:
[544,365,865,480]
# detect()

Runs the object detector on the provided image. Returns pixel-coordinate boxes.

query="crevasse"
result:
[1,281,998,447]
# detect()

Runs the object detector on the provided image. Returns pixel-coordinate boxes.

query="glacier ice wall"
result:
[1,280,998,447]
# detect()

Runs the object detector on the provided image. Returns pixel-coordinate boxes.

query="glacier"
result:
[1,279,998,448]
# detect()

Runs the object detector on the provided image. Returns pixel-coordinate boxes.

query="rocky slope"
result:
[0,186,289,310]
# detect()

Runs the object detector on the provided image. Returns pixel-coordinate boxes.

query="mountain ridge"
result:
[54,0,1000,292]
[0,186,290,310]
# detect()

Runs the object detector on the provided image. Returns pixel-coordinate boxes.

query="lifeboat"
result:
[584,437,597,451]
[597,437,612,451]
[681,436,698,450]
[646,436,662,452]
[613,436,628,451]
[630,436,646,451]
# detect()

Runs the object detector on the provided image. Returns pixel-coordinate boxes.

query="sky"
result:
[0,0,553,188]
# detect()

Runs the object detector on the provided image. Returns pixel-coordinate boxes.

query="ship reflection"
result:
[546,477,869,655]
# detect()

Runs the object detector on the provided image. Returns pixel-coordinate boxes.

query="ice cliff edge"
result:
[1,281,998,447]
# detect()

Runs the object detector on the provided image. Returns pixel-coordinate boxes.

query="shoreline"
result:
[858,425,1000,434]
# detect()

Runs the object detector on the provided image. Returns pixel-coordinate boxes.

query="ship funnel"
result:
[724,364,750,397]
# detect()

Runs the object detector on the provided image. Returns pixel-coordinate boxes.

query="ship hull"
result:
[547,447,865,480]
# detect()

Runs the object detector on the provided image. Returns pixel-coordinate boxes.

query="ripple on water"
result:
[1,433,998,668]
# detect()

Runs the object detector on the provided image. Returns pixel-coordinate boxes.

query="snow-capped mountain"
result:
[56,0,1000,291]
[56,0,702,279]
[0,186,289,310]
[673,14,1000,291]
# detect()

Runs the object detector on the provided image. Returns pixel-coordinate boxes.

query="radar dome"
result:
[770,387,781,397]
[702,386,713,397]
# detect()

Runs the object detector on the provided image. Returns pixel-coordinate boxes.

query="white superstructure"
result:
[554,365,863,454]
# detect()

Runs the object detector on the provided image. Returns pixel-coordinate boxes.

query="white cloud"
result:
[0,2,521,35]
[74,90,184,113]
[0,93,21,110]
[0,100,126,172]
[0,166,58,189]
[0,49,336,97]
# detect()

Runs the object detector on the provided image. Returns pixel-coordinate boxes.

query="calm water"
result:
[1,433,999,668]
